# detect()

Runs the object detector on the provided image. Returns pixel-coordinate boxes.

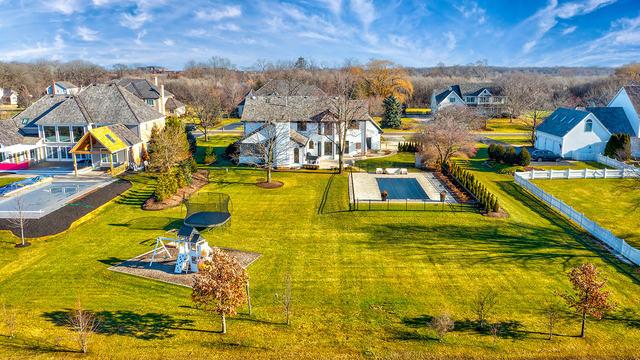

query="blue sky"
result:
[0,0,638,69]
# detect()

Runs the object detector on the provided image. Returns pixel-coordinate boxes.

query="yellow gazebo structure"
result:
[70,126,131,176]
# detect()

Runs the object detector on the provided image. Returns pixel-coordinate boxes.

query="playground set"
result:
[149,193,232,274]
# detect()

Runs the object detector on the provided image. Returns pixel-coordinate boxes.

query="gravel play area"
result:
[108,246,261,287]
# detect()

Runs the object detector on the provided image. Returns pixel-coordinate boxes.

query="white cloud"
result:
[120,11,151,30]
[163,39,175,46]
[44,0,84,14]
[134,30,147,45]
[320,0,342,15]
[350,0,376,28]
[521,0,618,53]
[195,5,242,21]
[0,33,65,61]
[445,31,457,51]
[455,1,486,24]
[187,28,208,37]
[77,26,99,41]
[216,23,241,32]
[562,26,577,35]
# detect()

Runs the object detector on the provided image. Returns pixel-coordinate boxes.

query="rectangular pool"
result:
[376,178,430,200]
[0,179,112,219]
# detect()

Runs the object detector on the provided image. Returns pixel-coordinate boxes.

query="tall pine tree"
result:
[381,95,402,129]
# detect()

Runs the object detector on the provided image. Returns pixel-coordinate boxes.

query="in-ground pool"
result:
[0,179,113,219]
[376,178,430,200]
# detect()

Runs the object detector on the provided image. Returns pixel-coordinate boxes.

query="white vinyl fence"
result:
[516,168,639,180]
[514,173,640,266]
[596,154,639,171]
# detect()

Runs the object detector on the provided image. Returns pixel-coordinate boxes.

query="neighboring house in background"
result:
[114,77,186,117]
[535,86,640,160]
[9,83,165,171]
[46,81,80,95]
[237,79,326,116]
[239,95,382,168]
[431,84,507,114]
[0,88,18,106]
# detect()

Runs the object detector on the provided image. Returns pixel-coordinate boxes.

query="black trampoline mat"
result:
[184,212,231,228]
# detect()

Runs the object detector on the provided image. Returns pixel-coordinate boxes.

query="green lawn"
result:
[481,118,532,133]
[355,152,417,172]
[0,143,639,358]
[533,179,640,249]
[373,117,421,132]
[0,177,23,187]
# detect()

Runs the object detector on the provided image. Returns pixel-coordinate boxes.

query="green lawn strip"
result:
[0,177,24,187]
[483,118,532,133]
[354,152,417,172]
[532,178,640,249]
[195,135,239,166]
[0,148,639,357]
[373,116,421,132]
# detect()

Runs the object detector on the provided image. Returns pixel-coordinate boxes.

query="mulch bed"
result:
[256,180,284,189]
[109,246,261,287]
[433,171,473,203]
[142,170,210,210]
[0,179,132,238]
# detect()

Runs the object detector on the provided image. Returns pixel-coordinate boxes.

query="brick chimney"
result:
[51,81,56,95]
[154,76,159,86]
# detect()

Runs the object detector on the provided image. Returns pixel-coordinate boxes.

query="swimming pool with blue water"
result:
[375,178,430,200]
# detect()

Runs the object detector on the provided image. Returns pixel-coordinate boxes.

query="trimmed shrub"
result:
[224,141,240,161]
[155,170,178,201]
[604,133,631,161]
[176,162,193,188]
[516,148,531,166]
[398,141,420,152]
[203,147,217,165]
[443,161,501,213]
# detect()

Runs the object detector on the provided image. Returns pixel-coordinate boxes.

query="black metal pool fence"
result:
[350,198,474,212]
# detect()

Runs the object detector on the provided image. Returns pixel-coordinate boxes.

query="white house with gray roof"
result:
[46,81,80,95]
[535,86,640,160]
[239,95,381,168]
[237,79,326,117]
[114,77,186,117]
[431,84,506,114]
[5,83,165,171]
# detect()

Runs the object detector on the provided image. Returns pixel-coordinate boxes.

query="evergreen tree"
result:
[381,95,402,129]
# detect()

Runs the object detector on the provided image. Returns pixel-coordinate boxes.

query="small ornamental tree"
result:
[560,263,615,338]
[381,95,402,129]
[431,313,455,342]
[192,248,248,334]
[517,148,531,166]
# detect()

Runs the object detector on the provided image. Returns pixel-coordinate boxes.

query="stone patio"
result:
[350,171,457,203]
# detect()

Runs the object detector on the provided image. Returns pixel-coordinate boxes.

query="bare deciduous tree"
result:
[415,106,478,169]
[560,263,615,338]
[187,84,223,141]
[544,302,562,340]
[473,289,498,330]
[7,197,30,248]
[2,302,16,338]
[500,73,551,144]
[275,273,293,325]
[192,248,248,334]
[239,120,292,184]
[431,313,455,342]
[67,301,100,354]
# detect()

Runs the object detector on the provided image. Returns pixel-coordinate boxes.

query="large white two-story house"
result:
[238,96,382,168]
[535,85,640,160]
[1,83,165,171]
[431,84,507,114]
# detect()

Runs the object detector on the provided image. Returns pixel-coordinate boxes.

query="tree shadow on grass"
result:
[108,217,183,231]
[400,315,526,341]
[0,334,77,354]
[43,310,197,340]
[497,180,640,285]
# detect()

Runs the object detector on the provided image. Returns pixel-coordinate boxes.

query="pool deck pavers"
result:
[350,172,457,203]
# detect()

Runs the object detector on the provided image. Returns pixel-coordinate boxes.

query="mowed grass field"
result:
[533,178,640,249]
[0,142,639,358]
[0,177,24,187]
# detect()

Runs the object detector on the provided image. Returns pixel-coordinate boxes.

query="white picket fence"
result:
[515,167,639,180]
[596,154,639,171]
[514,173,640,266]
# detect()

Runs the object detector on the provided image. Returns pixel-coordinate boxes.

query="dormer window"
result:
[21,118,29,125]
[585,119,593,132]
[449,97,455,103]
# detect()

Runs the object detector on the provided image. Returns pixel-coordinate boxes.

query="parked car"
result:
[185,123,196,132]
[531,149,561,162]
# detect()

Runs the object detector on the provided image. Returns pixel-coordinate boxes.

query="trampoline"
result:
[183,193,232,229]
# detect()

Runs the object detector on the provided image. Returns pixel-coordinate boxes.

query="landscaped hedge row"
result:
[488,144,531,166]
[443,161,500,213]
[398,141,421,152]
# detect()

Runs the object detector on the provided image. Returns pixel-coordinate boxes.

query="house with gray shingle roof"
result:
[46,81,80,95]
[114,77,186,117]
[0,88,18,106]
[239,95,381,168]
[237,79,326,117]
[535,86,640,160]
[431,84,506,114]
[3,83,165,171]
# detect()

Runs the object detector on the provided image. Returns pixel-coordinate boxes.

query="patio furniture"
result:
[385,168,399,175]
[400,168,408,175]
[376,168,384,174]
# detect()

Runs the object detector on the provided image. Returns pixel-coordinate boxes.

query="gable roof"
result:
[536,107,591,137]
[434,83,504,105]
[114,78,162,100]
[241,96,371,123]
[253,80,326,97]
[586,107,635,136]
[51,81,78,90]
[15,84,164,127]
[71,124,141,154]
[622,85,640,118]
[165,97,185,112]
[0,120,40,146]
